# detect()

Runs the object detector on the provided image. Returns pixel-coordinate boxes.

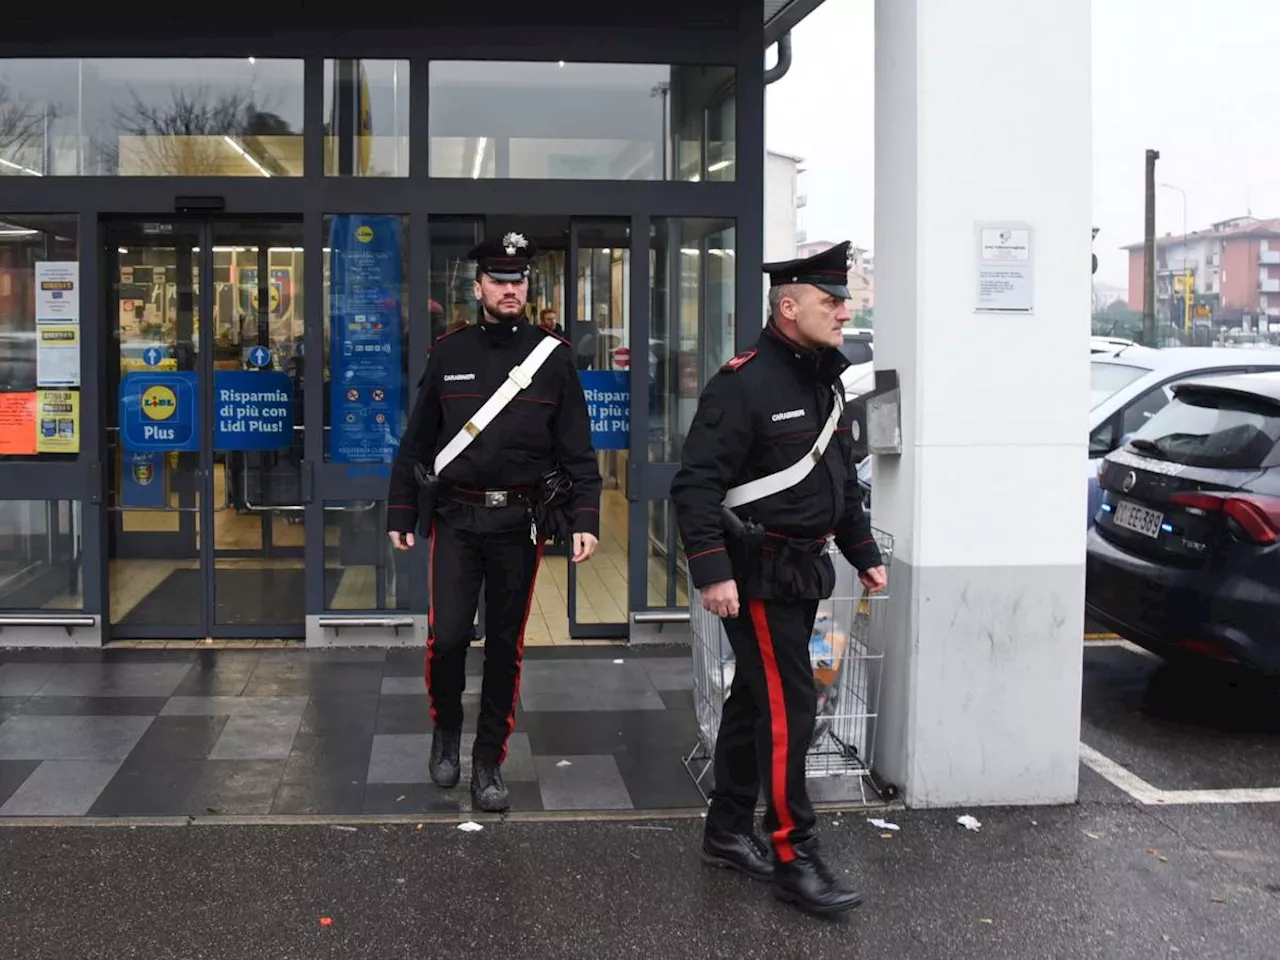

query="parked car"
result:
[1090,334,1135,355]
[839,328,873,365]
[853,344,1280,526]
[1086,372,1280,675]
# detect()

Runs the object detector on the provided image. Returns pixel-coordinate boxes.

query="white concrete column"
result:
[871,0,1092,806]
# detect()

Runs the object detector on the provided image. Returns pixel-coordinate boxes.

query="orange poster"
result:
[0,392,37,455]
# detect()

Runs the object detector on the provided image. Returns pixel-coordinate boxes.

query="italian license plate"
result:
[1114,500,1164,539]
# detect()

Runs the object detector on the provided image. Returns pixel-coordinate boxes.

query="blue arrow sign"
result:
[143,346,163,367]
[247,345,272,369]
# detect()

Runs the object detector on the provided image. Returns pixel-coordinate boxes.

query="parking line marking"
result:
[1079,743,1280,805]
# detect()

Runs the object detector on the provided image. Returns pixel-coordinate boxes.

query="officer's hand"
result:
[572,532,598,563]
[858,565,887,594]
[702,580,740,619]
[388,531,415,551]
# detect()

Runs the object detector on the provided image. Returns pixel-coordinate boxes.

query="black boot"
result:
[772,841,864,916]
[429,727,461,788]
[471,758,509,813]
[700,825,773,881]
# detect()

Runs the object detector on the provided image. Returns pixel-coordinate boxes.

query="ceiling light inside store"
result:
[471,137,488,179]
[707,160,734,172]
[0,157,42,176]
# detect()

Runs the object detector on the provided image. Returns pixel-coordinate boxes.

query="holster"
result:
[720,506,765,553]
[412,463,440,538]
[532,467,574,545]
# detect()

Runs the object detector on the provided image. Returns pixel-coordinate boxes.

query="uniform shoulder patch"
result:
[722,349,757,372]
[433,325,468,347]
[539,327,572,348]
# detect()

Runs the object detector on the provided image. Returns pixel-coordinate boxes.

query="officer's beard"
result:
[480,297,526,324]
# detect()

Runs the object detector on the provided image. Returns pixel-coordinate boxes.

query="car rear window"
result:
[1128,390,1280,469]
[1090,360,1150,409]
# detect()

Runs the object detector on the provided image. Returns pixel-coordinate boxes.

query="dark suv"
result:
[1087,372,1280,675]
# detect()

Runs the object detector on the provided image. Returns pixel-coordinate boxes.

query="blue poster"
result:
[213,370,295,451]
[119,452,167,508]
[120,371,200,452]
[328,215,404,462]
[579,370,630,451]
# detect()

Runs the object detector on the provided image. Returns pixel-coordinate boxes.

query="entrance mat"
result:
[118,568,345,628]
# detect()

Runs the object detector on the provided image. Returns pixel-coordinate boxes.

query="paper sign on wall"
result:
[974,222,1034,314]
[36,390,79,453]
[37,325,80,387]
[35,262,79,324]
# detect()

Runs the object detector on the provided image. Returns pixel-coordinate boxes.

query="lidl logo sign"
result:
[356,225,374,243]
[141,385,178,420]
[132,460,155,485]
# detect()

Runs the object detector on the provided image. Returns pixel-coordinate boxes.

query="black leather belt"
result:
[760,531,832,557]
[439,483,535,508]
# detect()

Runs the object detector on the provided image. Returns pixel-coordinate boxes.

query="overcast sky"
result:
[766,0,1280,289]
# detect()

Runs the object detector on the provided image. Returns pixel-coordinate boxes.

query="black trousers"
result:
[707,597,819,863]
[426,510,543,765]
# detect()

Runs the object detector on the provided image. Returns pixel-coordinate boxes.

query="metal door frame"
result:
[102,216,308,640]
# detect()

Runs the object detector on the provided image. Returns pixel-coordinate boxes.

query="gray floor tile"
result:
[638,657,695,691]
[367,734,430,784]
[0,760,40,807]
[37,663,192,698]
[190,760,286,816]
[161,696,310,718]
[0,760,123,815]
[381,676,425,696]
[207,714,303,761]
[0,716,153,761]
[0,663,61,696]
[519,661,666,712]
[535,755,633,810]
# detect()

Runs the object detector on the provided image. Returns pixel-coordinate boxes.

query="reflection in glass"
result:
[0,59,304,176]
[429,62,735,181]
[0,499,83,610]
[428,218,482,345]
[570,222,630,627]
[646,500,688,608]
[648,218,737,463]
[323,500,409,611]
[324,59,409,177]
[106,226,204,628]
[0,215,79,462]
[322,215,410,462]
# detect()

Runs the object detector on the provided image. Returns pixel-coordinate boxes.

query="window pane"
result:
[646,500,688,609]
[324,500,409,611]
[648,218,736,462]
[428,219,482,344]
[324,59,409,177]
[0,215,80,462]
[1090,360,1150,409]
[1132,392,1280,470]
[323,215,409,463]
[0,59,303,177]
[0,500,83,610]
[429,62,735,181]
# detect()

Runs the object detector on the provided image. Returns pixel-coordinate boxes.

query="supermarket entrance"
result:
[103,217,308,640]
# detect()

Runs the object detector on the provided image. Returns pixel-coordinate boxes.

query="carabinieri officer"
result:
[671,240,887,916]
[387,231,602,813]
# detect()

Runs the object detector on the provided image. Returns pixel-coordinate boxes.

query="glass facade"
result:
[0,41,756,641]
[0,59,304,176]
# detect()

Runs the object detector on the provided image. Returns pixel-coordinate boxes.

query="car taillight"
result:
[1168,491,1280,545]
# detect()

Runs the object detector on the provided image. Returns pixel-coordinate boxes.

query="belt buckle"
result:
[484,490,508,508]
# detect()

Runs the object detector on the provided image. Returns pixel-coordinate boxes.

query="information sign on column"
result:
[328,215,404,463]
[213,370,295,451]
[119,371,200,452]
[579,370,630,451]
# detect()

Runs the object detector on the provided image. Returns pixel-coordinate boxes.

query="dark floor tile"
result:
[613,750,707,810]
[286,733,374,765]
[521,708,695,758]
[503,780,544,812]
[260,649,387,664]
[374,696,434,735]
[170,657,259,698]
[88,760,207,816]
[297,695,380,738]
[361,783,462,815]
[191,760,286,816]
[0,760,40,808]
[659,689,694,713]
[383,648,426,678]
[125,716,230,763]
[15,697,168,717]
[242,663,386,698]
[0,698,26,723]
[94,649,199,664]
[270,779,367,815]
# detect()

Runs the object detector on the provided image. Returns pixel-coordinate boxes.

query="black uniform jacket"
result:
[386,319,602,537]
[670,321,883,599]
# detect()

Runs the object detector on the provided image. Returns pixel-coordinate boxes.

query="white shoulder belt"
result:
[432,335,562,475]
[722,365,861,509]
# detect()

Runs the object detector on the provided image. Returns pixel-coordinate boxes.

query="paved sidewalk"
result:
[2,797,1278,960]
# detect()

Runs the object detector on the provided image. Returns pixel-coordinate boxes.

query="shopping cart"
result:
[682,528,897,806]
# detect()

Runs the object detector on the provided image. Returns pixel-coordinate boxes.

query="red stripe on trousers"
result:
[425,521,438,724]
[500,541,544,764]
[750,598,796,863]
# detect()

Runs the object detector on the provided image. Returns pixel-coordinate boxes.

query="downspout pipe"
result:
[764,32,793,85]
